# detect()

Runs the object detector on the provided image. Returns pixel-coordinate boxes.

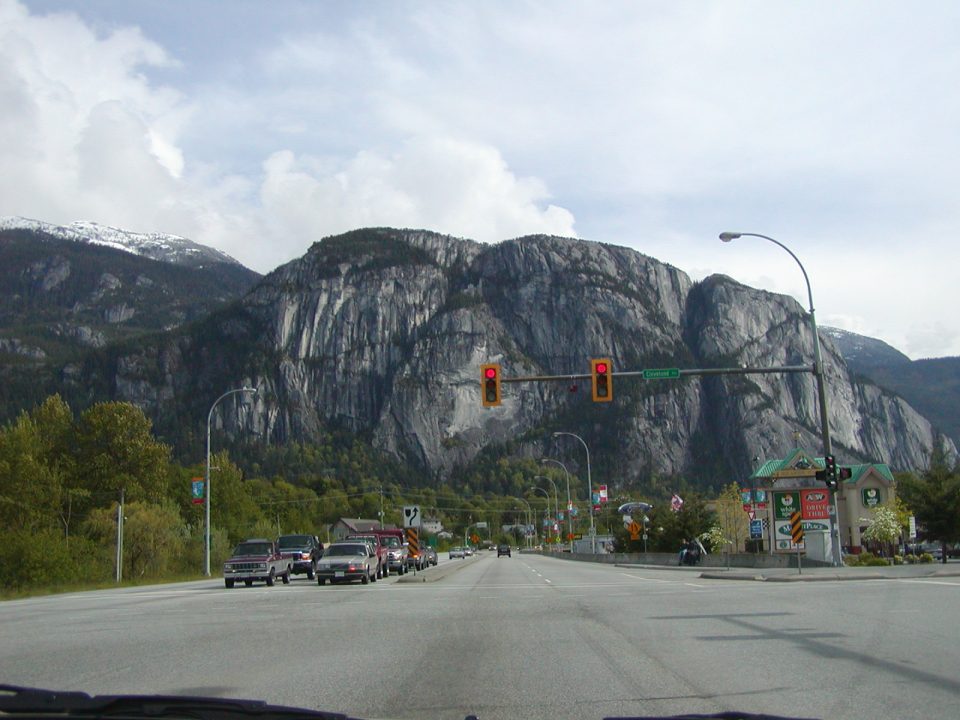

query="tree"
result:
[860,505,901,561]
[71,402,172,504]
[897,447,960,563]
[711,483,750,553]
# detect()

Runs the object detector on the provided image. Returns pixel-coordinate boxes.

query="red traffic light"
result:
[591,358,613,402]
[480,363,501,407]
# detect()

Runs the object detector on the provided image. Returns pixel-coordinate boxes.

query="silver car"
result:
[315,542,377,585]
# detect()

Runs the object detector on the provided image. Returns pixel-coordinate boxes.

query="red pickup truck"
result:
[222,538,291,588]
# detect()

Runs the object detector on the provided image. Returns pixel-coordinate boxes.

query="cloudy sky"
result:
[3,1,958,358]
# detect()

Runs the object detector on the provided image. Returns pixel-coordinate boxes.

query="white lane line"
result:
[685,582,707,588]
[897,579,960,587]
[618,572,672,583]
[544,579,552,584]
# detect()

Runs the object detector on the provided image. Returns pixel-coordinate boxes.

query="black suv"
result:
[497,544,511,557]
[277,534,323,579]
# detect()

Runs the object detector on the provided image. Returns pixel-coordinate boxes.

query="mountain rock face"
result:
[823,327,912,370]
[0,217,243,268]
[74,228,955,485]
[825,327,960,448]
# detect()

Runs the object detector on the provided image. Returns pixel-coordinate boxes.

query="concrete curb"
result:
[699,568,960,582]
[396,554,482,583]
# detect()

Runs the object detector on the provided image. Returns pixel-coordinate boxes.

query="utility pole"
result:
[115,489,125,583]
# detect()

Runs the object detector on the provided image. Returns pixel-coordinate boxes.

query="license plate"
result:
[334,571,344,578]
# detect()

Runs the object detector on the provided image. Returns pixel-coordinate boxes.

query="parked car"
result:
[315,542,378,585]
[277,534,323,580]
[223,539,291,588]
[464,547,474,556]
[449,547,465,559]
[497,544,511,557]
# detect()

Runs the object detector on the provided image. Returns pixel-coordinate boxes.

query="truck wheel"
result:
[361,571,370,585]
[282,570,290,585]
[306,563,315,580]
[224,579,234,588]
[266,570,275,587]
[244,580,253,587]
[317,578,326,586]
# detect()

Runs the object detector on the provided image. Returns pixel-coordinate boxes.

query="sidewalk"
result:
[615,561,960,582]
[699,563,960,583]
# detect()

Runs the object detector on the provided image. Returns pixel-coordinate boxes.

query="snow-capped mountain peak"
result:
[0,216,242,269]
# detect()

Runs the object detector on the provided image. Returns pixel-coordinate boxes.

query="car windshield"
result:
[233,543,271,556]
[324,545,365,557]
[381,537,401,548]
[277,535,312,549]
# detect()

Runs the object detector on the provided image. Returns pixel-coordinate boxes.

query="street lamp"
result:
[719,231,841,567]
[534,474,560,547]
[529,486,551,546]
[553,431,596,554]
[541,458,574,552]
[205,386,257,576]
[515,497,534,547]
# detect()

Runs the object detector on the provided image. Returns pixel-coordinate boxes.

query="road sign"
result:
[642,368,680,380]
[790,511,804,545]
[403,505,421,528]
[191,479,204,505]
[750,519,763,539]
[628,520,641,541]
[406,528,419,559]
[475,521,487,529]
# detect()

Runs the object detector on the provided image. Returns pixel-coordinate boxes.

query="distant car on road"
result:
[449,547,465,559]
[497,544,511,558]
[421,546,438,566]
[315,542,377,585]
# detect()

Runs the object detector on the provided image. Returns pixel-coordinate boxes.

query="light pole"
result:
[515,497,534,547]
[541,457,574,552]
[529,486,551,546]
[205,386,257,576]
[553,432,596,554]
[719,231,841,567]
[535,474,560,548]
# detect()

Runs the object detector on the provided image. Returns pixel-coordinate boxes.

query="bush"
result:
[904,554,918,564]
[0,529,108,589]
[919,553,934,564]
[893,555,904,565]
[861,555,893,566]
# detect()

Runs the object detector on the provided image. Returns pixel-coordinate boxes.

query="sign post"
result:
[790,511,804,574]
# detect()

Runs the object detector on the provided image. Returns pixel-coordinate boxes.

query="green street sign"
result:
[643,368,680,380]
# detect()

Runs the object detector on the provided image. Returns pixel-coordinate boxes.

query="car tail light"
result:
[301,552,311,560]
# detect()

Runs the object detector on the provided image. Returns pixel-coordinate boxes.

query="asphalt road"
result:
[2,552,958,720]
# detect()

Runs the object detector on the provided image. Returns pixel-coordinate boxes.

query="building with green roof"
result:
[746,447,896,557]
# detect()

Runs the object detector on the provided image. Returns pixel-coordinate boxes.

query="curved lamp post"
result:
[541,458,574,552]
[552,431,596,554]
[534,474,560,547]
[205,386,257,576]
[719,232,840,567]
[529,486,552,545]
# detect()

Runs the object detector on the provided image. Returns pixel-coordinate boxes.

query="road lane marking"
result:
[897,579,960,586]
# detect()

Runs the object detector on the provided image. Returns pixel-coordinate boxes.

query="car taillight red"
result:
[301,552,311,560]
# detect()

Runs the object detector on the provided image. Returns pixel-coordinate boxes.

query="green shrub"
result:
[919,553,934,564]
[904,554,918,564]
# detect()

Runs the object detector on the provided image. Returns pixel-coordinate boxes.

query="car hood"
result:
[318,555,367,564]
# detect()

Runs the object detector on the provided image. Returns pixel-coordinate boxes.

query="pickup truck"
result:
[223,538,291,588]
[372,529,409,575]
[346,534,389,579]
[277,534,323,579]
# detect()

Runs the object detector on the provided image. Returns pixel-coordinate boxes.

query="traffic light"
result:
[838,467,852,481]
[820,455,838,491]
[480,364,501,407]
[591,358,613,402]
